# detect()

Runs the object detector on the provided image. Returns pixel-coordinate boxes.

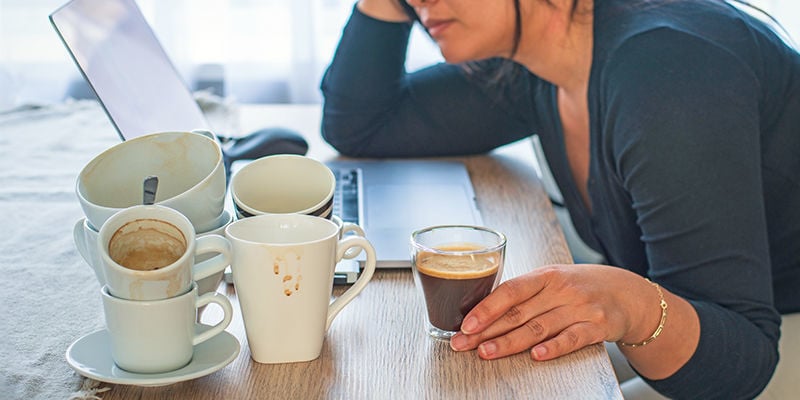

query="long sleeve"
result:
[599,28,781,398]
[320,6,535,157]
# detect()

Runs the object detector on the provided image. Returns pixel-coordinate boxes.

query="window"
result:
[0,0,797,111]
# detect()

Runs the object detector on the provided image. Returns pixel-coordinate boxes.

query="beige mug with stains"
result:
[225,213,376,363]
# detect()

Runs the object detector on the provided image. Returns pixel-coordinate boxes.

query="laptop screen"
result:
[50,0,210,140]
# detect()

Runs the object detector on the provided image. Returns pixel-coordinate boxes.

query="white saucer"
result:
[66,325,240,387]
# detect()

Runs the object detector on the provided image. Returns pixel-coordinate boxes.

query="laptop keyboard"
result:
[332,167,361,224]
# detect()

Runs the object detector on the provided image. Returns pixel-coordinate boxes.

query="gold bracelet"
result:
[618,278,668,348]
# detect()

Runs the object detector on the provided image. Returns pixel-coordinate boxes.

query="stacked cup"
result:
[229,154,365,257]
[225,154,377,363]
[96,205,234,373]
[73,130,232,299]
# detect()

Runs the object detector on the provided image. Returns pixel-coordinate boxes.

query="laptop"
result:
[50,0,484,282]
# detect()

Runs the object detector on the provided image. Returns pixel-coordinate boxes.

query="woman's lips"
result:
[423,19,453,38]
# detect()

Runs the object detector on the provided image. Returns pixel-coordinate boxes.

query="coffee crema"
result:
[415,243,501,332]
[108,219,187,271]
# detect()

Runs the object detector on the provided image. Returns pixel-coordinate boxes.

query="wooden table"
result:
[101,104,622,399]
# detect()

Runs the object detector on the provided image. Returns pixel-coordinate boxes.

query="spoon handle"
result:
[143,175,159,205]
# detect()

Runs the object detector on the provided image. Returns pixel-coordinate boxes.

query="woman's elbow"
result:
[320,118,372,157]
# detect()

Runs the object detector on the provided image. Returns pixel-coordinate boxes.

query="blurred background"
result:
[0,0,797,113]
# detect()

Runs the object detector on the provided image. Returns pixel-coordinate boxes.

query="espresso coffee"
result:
[415,243,501,332]
[108,219,187,271]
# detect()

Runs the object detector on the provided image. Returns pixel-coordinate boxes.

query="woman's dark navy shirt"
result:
[320,1,800,398]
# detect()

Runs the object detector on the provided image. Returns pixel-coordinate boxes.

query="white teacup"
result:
[225,213,376,364]
[230,154,335,220]
[101,283,233,373]
[73,210,232,295]
[98,205,231,301]
[76,130,226,233]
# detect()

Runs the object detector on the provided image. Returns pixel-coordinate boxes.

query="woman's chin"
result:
[438,48,476,64]
[437,43,496,64]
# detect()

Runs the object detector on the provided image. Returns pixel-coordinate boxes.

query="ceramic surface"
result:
[76,131,226,233]
[65,326,239,387]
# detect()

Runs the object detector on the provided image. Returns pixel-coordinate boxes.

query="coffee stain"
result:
[166,269,184,298]
[269,247,304,296]
[273,258,282,275]
[128,280,144,300]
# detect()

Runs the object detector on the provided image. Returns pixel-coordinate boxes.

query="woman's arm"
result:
[606,28,780,398]
[320,2,535,157]
[357,0,410,22]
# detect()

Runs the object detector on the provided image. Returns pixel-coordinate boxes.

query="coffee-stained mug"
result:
[98,205,231,301]
[101,283,233,373]
[410,225,506,340]
[76,131,227,233]
[230,154,335,220]
[225,213,376,363]
[74,210,232,297]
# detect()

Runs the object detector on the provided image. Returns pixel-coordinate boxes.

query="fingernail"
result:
[532,345,547,359]
[450,334,467,351]
[478,341,497,358]
[461,316,478,333]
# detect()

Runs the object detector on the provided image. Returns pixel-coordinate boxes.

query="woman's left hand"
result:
[449,264,651,360]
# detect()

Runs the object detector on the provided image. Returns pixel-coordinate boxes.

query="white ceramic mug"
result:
[76,130,227,233]
[230,154,335,220]
[225,213,376,364]
[98,205,231,301]
[101,283,233,373]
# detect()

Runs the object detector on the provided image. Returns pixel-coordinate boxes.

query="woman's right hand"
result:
[357,0,412,23]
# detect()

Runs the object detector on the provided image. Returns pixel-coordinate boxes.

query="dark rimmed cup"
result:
[230,155,335,220]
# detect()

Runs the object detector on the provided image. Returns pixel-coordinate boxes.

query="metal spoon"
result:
[142,175,159,205]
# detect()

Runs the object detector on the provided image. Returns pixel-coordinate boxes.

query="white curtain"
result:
[0,0,797,112]
[0,0,441,111]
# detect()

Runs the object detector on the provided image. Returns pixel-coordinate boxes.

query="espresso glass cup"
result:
[410,225,507,340]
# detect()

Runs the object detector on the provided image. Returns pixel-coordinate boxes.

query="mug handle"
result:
[326,236,377,331]
[192,234,232,281]
[193,291,233,346]
[340,222,365,260]
[73,219,106,285]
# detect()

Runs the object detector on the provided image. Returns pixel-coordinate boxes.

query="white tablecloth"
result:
[0,98,237,399]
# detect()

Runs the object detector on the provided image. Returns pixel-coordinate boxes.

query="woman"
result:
[319,0,800,398]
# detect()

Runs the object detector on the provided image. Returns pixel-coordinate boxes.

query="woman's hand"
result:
[449,264,662,361]
[357,0,411,23]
